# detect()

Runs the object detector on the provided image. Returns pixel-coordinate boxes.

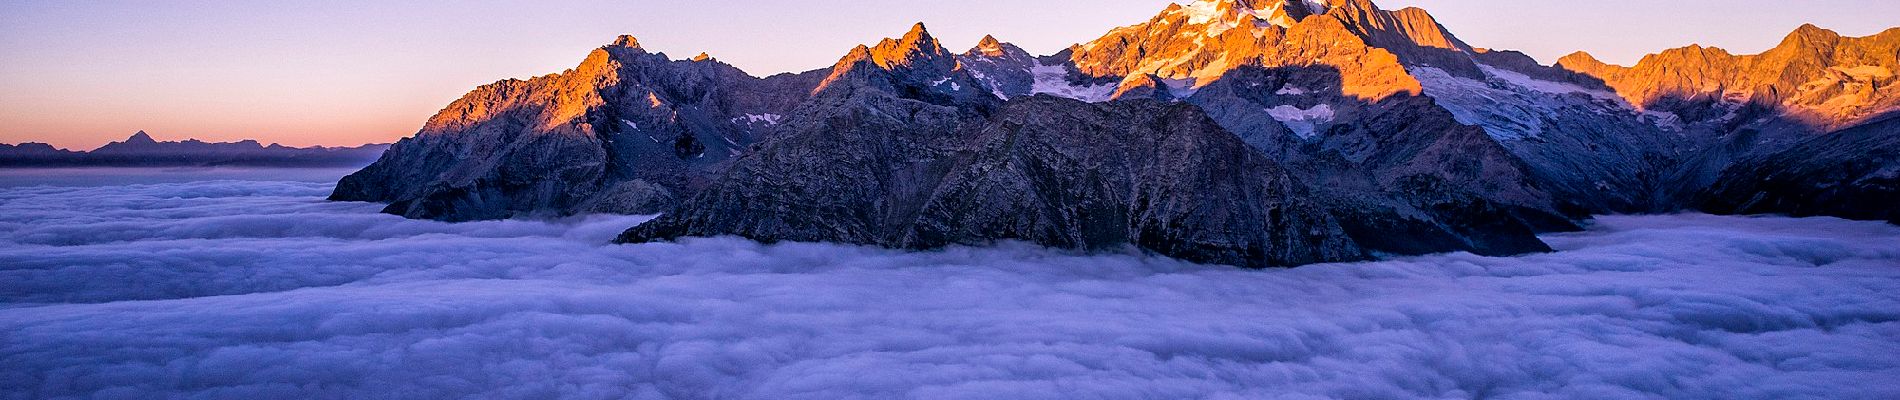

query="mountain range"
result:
[1,131,390,167]
[332,0,1900,267]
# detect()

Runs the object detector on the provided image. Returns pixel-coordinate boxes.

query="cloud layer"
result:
[3,169,1899,399]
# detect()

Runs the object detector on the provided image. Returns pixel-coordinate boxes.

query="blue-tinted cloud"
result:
[2,171,1898,399]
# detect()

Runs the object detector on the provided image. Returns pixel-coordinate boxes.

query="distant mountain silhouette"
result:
[1,131,390,167]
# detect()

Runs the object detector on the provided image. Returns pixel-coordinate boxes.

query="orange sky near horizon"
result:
[4,0,1897,150]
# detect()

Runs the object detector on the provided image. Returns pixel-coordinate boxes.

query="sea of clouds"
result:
[2,168,1898,399]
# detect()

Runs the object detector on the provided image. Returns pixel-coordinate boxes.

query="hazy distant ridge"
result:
[0,131,389,167]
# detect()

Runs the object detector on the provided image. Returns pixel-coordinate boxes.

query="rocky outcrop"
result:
[331,36,818,221]
[1700,114,1900,223]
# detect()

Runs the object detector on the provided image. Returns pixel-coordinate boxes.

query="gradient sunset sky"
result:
[4,0,1897,150]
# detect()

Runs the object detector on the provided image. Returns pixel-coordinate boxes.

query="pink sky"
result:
[3,0,1896,150]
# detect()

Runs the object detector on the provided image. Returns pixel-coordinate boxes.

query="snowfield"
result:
[2,169,1898,399]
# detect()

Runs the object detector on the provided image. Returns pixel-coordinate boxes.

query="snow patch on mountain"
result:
[1160,77,1202,99]
[1300,0,1327,15]
[1412,65,1658,140]
[1266,104,1335,139]
[734,114,783,126]
[1641,110,1684,131]
[1479,65,1619,101]
[967,69,1009,99]
[1030,64,1116,102]
[1411,66,1550,140]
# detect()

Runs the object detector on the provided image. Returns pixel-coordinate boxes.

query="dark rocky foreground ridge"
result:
[334,0,1899,267]
[620,95,1367,267]
[2,131,388,168]
[1700,113,1900,224]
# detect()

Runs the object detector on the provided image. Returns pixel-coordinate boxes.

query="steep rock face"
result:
[620,95,1367,268]
[1700,114,1900,223]
[331,37,814,221]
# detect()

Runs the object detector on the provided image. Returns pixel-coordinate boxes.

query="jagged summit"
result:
[866,22,950,69]
[126,131,156,144]
[611,35,642,49]
[977,34,1002,47]
[964,35,1032,60]
[812,22,989,102]
[822,23,953,73]
[971,35,1009,57]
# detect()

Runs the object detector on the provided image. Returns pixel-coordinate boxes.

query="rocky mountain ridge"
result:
[1558,25,1900,132]
[332,0,1899,267]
